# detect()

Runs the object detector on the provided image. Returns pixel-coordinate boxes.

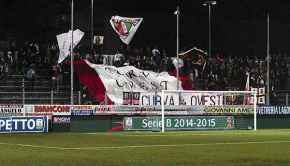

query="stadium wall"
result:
[0,104,289,132]
[51,115,290,132]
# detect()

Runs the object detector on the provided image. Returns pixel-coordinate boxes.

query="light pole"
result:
[266,14,270,105]
[70,0,74,105]
[174,7,180,90]
[203,1,216,60]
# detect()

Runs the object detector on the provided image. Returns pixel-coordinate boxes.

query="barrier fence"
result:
[0,90,289,105]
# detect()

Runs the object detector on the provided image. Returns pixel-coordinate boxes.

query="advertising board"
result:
[258,105,290,115]
[0,105,24,116]
[204,105,254,114]
[93,105,203,115]
[0,116,48,133]
[123,116,234,130]
[52,116,70,132]
[24,105,71,116]
[70,106,93,115]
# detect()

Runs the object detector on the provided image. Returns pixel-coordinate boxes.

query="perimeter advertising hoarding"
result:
[52,116,70,132]
[24,105,71,116]
[0,116,48,133]
[0,105,24,116]
[93,105,203,115]
[258,105,290,115]
[70,106,93,115]
[204,105,254,114]
[123,116,234,130]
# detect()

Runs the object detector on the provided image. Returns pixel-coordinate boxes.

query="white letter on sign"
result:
[27,119,35,130]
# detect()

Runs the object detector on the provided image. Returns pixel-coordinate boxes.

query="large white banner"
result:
[139,92,223,106]
[85,60,181,105]
[57,29,85,63]
[110,15,143,45]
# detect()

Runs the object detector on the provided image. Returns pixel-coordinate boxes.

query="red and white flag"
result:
[110,16,143,45]
[71,60,192,105]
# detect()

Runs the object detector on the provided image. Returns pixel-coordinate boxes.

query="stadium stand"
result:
[0,40,289,105]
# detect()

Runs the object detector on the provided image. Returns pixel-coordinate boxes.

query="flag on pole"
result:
[110,15,143,45]
[179,47,208,73]
[57,29,85,63]
[243,73,250,105]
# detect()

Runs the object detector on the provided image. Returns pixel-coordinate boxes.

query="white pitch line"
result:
[86,132,290,137]
[0,141,289,150]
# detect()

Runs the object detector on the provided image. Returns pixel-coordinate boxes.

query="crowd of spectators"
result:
[0,40,81,91]
[0,40,289,105]
[103,44,290,93]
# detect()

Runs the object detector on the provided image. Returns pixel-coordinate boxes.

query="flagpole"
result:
[71,0,74,105]
[175,6,180,90]
[266,14,270,105]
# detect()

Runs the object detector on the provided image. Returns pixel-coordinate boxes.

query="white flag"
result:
[57,29,85,63]
[110,15,143,45]
[93,36,104,44]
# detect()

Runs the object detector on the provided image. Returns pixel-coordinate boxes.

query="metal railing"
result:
[0,89,289,105]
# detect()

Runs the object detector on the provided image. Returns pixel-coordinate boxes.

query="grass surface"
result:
[0,129,289,165]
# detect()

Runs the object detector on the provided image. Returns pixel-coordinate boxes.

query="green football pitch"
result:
[0,129,289,165]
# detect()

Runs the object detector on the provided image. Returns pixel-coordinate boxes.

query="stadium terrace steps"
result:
[0,74,77,104]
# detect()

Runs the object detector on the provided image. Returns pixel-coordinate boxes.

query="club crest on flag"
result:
[179,47,208,73]
[110,15,143,45]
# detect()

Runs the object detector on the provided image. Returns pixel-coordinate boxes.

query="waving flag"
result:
[57,29,85,63]
[71,60,192,105]
[179,47,208,73]
[110,16,143,45]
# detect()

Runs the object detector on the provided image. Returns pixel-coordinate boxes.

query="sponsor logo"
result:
[94,106,111,112]
[126,118,132,127]
[25,106,34,113]
[204,105,254,114]
[71,106,92,110]
[140,106,156,111]
[258,106,290,115]
[0,105,24,116]
[34,106,70,113]
[0,108,23,113]
[36,119,43,129]
[71,110,92,116]
[53,117,70,123]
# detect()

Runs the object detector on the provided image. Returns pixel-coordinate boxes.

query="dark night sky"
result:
[1,0,289,24]
[0,0,289,56]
